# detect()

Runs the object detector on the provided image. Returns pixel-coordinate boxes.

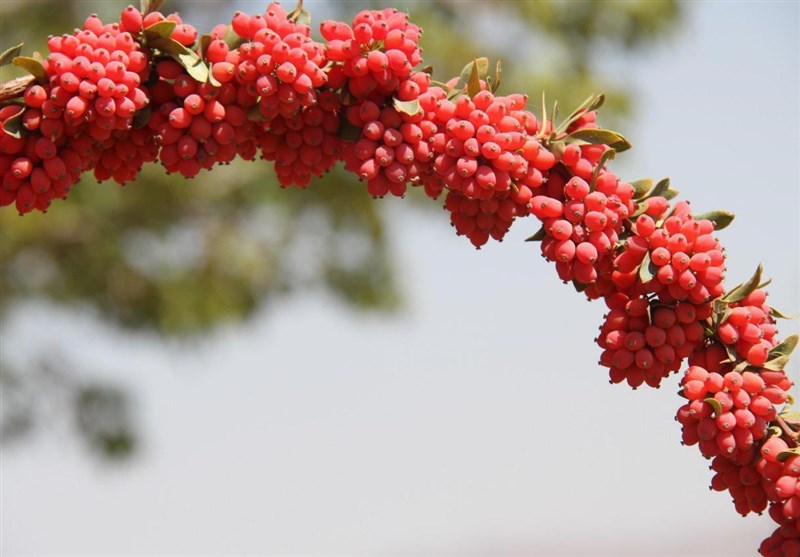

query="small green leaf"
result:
[631,179,653,200]
[762,335,799,372]
[650,177,671,198]
[704,397,723,416]
[630,200,649,219]
[0,43,24,67]
[467,60,482,98]
[555,93,606,135]
[638,251,656,283]
[453,57,489,92]
[563,128,632,152]
[777,448,800,463]
[694,210,735,231]
[223,25,245,48]
[721,341,739,366]
[492,60,502,93]
[722,264,763,304]
[149,37,209,83]
[1,107,25,138]
[141,0,165,16]
[590,148,615,186]
[733,360,751,373]
[525,226,546,242]
[392,98,421,117]
[12,56,46,81]
[771,306,798,320]
[143,20,177,42]
[781,410,800,423]
[197,34,213,60]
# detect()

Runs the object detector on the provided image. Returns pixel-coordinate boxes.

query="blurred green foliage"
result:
[0,0,679,459]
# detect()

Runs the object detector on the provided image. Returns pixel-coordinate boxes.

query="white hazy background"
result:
[2,1,799,556]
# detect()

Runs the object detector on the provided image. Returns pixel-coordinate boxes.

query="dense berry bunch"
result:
[225,4,328,121]
[322,9,422,102]
[596,294,711,388]
[624,201,727,305]
[535,172,637,291]
[341,79,434,197]
[717,288,780,367]
[148,64,257,178]
[415,87,553,247]
[259,98,342,187]
[675,364,782,458]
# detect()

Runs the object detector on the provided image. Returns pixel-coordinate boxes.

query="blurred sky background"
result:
[1,1,799,556]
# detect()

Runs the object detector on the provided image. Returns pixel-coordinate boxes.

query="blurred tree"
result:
[0,0,679,459]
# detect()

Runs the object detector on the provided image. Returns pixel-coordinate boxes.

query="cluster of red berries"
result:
[417,88,552,247]
[1,11,151,212]
[322,9,422,101]
[676,364,780,458]
[224,5,327,119]
[534,172,636,289]
[342,95,433,198]
[596,294,711,388]
[624,201,727,305]
[717,288,779,367]
[2,5,798,554]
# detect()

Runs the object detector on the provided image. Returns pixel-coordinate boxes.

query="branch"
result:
[0,75,35,103]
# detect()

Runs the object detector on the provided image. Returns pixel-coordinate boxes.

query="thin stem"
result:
[777,414,800,447]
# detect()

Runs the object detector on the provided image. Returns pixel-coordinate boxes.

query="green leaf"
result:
[650,177,671,198]
[563,128,632,152]
[762,335,799,371]
[141,0,165,17]
[694,210,735,231]
[638,251,656,283]
[0,43,24,67]
[197,34,213,60]
[630,200,649,219]
[771,306,798,320]
[1,107,25,139]
[392,98,421,117]
[492,60,502,93]
[466,59,482,98]
[733,360,752,373]
[721,341,739,366]
[143,20,177,43]
[555,93,606,135]
[781,410,800,423]
[453,57,489,92]
[525,226,546,242]
[704,397,723,416]
[777,447,800,463]
[590,148,615,186]
[631,178,653,200]
[149,37,209,83]
[722,264,763,304]
[11,56,46,81]
[223,25,245,48]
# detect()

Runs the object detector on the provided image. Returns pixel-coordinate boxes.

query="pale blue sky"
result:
[2,1,799,556]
